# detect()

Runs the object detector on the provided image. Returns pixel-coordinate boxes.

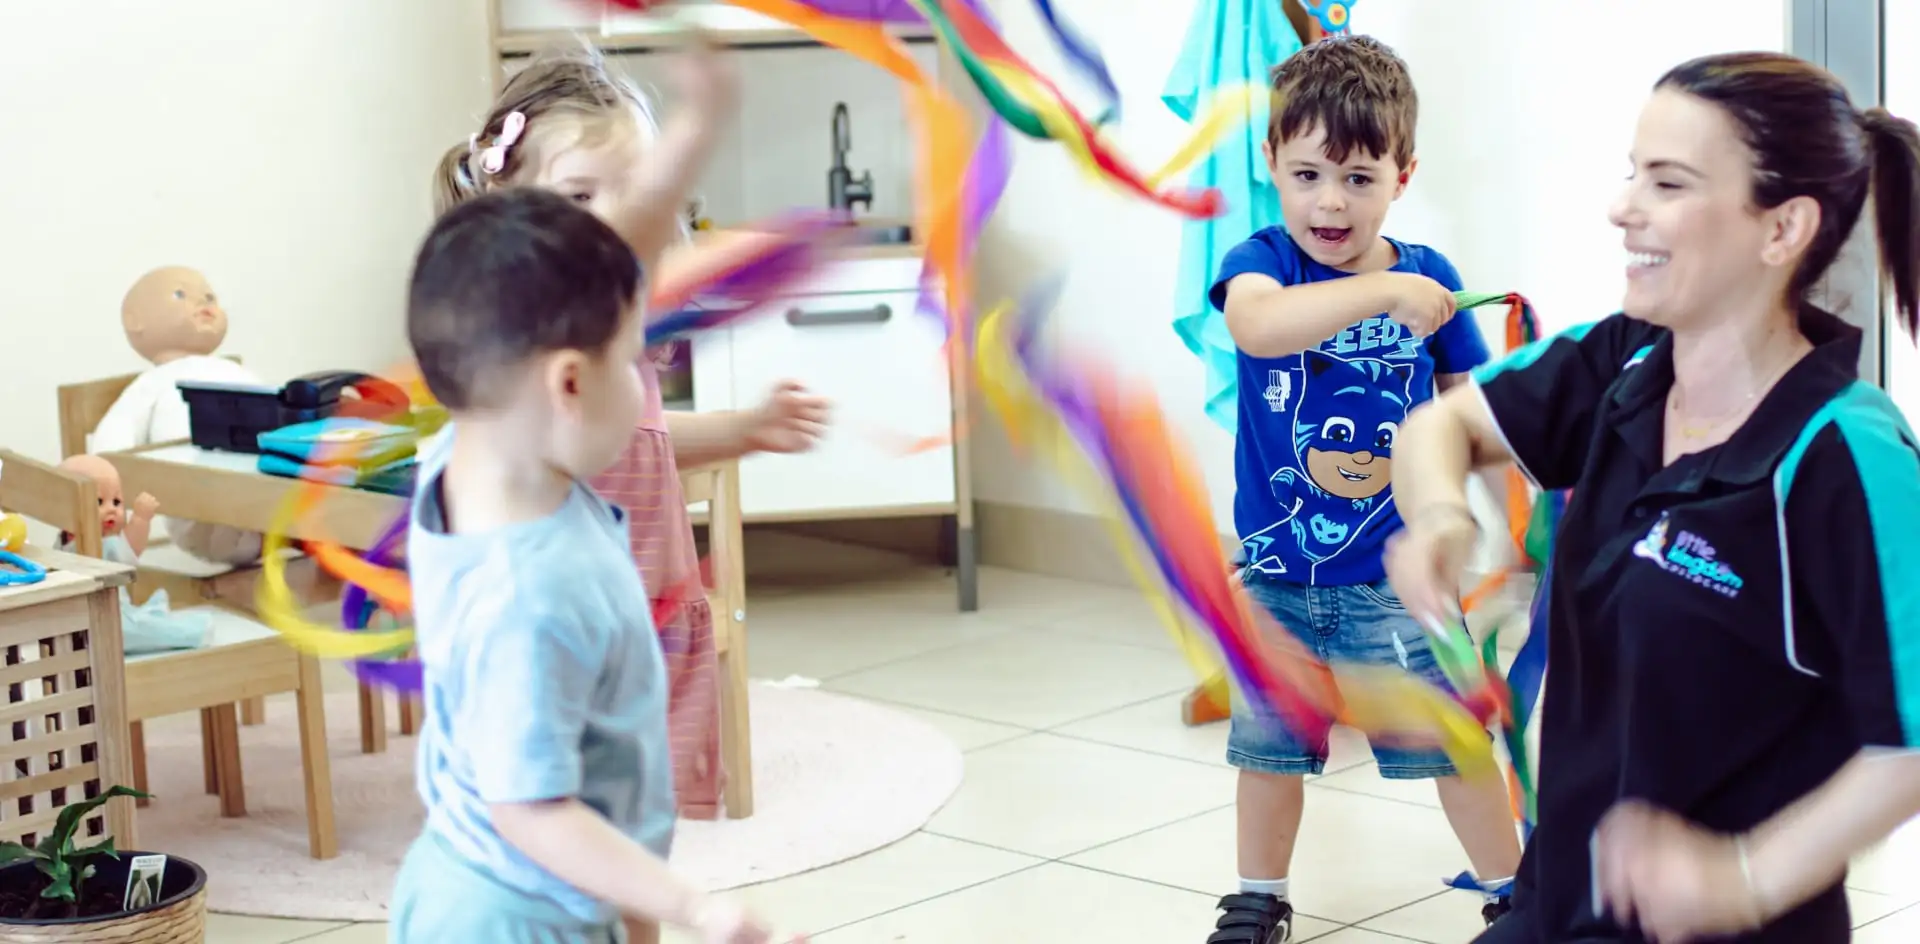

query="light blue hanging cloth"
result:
[1163,0,1300,432]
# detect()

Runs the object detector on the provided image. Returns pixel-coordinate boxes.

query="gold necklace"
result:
[1666,345,1805,440]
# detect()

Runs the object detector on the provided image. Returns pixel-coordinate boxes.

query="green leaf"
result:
[37,860,72,902]
[43,786,148,860]
[67,837,116,862]
[0,842,42,865]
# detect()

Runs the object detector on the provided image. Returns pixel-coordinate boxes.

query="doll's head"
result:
[434,41,667,230]
[122,266,227,365]
[58,455,126,537]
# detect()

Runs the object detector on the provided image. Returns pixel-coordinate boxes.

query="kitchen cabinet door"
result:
[728,290,957,518]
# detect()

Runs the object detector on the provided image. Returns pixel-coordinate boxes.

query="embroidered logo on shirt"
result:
[1632,513,1744,598]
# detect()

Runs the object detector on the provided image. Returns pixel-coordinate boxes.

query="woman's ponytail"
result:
[432,142,482,217]
[1863,106,1920,338]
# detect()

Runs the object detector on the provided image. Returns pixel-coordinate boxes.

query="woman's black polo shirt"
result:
[1469,307,1920,943]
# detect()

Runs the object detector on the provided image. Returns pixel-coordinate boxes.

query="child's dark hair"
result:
[1657,52,1920,337]
[408,188,641,411]
[1267,34,1417,168]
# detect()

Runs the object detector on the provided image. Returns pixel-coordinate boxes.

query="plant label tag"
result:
[123,854,166,911]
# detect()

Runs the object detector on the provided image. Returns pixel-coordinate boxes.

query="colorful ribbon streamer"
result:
[256,219,858,684]
[976,281,1516,777]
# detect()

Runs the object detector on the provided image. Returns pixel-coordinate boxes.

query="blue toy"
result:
[1303,0,1354,35]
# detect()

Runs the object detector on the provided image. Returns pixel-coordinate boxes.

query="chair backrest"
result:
[0,449,101,558]
[56,355,244,459]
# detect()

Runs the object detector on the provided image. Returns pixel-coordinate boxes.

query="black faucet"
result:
[828,102,873,215]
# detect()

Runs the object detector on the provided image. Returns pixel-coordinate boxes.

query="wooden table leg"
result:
[241,696,266,726]
[129,721,150,808]
[208,704,246,818]
[719,643,754,819]
[198,709,219,794]
[295,655,339,860]
[398,696,420,737]
[358,682,387,755]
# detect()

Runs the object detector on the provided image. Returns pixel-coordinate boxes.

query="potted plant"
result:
[0,786,206,942]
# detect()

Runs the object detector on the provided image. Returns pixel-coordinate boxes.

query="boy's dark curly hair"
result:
[1268,34,1418,168]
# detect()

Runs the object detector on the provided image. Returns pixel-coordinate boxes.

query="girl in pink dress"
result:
[431,41,827,818]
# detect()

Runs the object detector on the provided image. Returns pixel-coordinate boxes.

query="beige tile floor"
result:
[204,537,1920,944]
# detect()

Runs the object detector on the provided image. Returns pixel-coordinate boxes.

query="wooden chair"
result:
[56,370,403,748]
[0,449,339,859]
[682,461,753,817]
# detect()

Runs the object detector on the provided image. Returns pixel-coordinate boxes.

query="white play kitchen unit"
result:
[490,0,978,609]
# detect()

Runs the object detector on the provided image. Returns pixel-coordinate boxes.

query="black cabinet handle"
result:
[785,303,893,327]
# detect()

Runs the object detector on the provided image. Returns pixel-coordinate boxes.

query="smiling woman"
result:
[1389,50,1920,944]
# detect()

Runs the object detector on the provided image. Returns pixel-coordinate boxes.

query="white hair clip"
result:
[476,111,528,176]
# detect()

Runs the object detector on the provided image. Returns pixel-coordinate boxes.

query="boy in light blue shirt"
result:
[389,186,778,944]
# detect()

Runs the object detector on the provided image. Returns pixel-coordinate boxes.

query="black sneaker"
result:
[1207,892,1292,944]
[1482,895,1513,926]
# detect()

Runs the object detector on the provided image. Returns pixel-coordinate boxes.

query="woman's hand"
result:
[742,381,830,455]
[1594,801,1767,942]
[1383,503,1479,627]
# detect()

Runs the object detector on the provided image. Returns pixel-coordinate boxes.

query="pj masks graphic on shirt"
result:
[1260,349,1415,568]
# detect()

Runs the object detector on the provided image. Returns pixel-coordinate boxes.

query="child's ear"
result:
[1393,157,1417,200]
[1261,137,1278,174]
[542,350,590,415]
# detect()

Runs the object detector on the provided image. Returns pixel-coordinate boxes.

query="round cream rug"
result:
[136,682,964,921]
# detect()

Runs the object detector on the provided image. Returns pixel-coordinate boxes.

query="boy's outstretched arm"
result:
[1224,270,1454,358]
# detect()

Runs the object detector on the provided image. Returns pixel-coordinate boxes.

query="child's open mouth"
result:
[1310,227,1351,247]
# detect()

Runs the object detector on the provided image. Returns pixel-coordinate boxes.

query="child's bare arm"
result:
[664,410,750,467]
[1224,270,1455,358]
[609,39,738,273]
[491,799,710,929]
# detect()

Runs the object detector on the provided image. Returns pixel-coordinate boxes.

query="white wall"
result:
[0,0,493,463]
[971,0,1787,533]
[1888,0,1920,426]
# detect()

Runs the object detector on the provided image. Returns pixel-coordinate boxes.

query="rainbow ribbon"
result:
[255,219,860,684]
[976,283,1517,778]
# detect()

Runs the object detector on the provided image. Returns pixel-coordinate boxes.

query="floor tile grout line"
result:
[1303,777,1450,813]
[802,860,1058,937]
[1027,800,1240,866]
[283,923,355,943]
[1055,858,1347,929]
[802,627,1028,685]
[1854,895,1920,929]
[796,608,1196,688]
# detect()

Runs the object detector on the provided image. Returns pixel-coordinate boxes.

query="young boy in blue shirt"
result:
[390,189,782,944]
[1202,35,1524,944]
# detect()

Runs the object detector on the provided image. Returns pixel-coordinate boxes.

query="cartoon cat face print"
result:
[1292,350,1416,501]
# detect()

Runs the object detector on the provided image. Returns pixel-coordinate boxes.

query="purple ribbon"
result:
[338,512,424,692]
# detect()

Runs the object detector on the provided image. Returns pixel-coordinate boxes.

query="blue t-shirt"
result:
[407,429,675,924]
[1208,228,1492,585]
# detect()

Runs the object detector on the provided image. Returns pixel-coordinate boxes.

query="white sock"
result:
[1478,875,1514,903]
[1240,876,1289,900]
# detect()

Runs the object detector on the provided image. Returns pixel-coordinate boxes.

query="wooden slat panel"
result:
[0,724,98,765]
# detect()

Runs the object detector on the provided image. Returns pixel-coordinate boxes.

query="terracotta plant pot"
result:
[0,853,206,943]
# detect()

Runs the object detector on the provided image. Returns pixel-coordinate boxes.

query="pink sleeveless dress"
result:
[589,358,723,819]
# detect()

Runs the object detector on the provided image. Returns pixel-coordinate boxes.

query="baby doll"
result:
[57,455,159,561]
[88,266,264,565]
[57,455,208,654]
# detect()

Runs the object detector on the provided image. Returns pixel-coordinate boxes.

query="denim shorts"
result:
[1227,572,1469,779]
[391,831,626,944]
